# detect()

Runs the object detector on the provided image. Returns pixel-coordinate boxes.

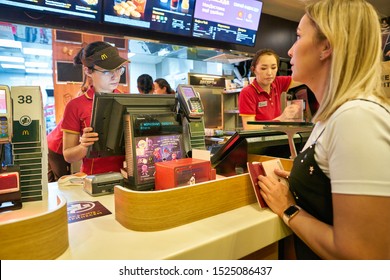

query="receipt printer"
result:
[83,172,124,196]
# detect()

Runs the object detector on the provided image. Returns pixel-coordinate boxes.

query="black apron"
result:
[288,129,332,259]
[288,99,390,259]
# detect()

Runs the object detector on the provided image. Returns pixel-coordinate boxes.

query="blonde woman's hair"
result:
[306,0,387,122]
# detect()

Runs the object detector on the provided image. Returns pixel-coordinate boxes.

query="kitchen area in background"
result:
[0,22,253,135]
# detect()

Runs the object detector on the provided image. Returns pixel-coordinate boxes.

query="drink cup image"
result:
[181,0,189,13]
[170,0,179,10]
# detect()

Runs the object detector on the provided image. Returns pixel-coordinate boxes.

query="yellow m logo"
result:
[101,54,108,60]
[22,130,30,136]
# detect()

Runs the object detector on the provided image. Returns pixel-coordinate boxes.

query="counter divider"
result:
[115,155,292,232]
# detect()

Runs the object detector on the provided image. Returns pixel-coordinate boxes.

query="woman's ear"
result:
[84,66,92,77]
[320,40,332,61]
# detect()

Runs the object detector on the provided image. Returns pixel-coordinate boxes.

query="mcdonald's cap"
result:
[85,45,128,70]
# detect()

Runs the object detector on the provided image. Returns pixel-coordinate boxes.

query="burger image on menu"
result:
[113,1,143,20]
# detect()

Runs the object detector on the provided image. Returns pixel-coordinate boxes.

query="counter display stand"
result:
[0,194,69,259]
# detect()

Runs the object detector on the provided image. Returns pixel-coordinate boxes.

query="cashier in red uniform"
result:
[239,49,301,130]
[62,41,129,175]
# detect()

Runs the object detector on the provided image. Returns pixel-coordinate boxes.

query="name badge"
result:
[258,101,267,108]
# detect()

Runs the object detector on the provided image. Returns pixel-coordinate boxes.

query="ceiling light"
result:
[157,48,170,56]
[25,68,53,74]
[22,48,53,56]
[1,64,26,69]
[25,61,50,68]
[0,56,25,63]
[0,39,22,49]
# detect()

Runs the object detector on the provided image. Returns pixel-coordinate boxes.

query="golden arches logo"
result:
[22,130,30,136]
[101,54,108,60]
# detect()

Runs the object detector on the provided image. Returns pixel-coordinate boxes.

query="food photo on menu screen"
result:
[192,0,263,46]
[104,0,195,36]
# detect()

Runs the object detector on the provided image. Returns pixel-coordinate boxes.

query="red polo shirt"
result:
[239,76,292,120]
[61,86,125,175]
[47,119,64,154]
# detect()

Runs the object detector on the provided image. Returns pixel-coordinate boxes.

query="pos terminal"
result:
[176,84,206,155]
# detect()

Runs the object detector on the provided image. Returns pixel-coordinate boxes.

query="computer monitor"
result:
[88,93,185,190]
[88,93,177,157]
[211,130,310,176]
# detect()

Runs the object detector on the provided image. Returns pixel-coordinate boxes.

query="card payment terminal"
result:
[176,84,206,154]
[176,84,204,120]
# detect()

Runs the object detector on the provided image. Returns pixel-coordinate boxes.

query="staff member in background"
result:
[47,119,70,182]
[258,0,390,259]
[239,49,301,130]
[154,78,175,94]
[137,73,154,94]
[62,41,129,175]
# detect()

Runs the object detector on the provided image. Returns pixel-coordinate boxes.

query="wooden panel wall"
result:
[52,31,129,123]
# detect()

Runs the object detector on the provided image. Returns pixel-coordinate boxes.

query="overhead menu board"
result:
[103,0,196,37]
[192,0,263,47]
[0,0,103,21]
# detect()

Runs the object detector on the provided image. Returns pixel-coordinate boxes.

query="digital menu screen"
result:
[192,0,263,47]
[0,0,103,21]
[103,0,195,36]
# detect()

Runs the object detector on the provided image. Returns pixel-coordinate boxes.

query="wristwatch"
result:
[283,205,301,225]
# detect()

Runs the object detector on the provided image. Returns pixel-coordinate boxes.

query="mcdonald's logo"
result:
[101,54,108,60]
[22,130,30,136]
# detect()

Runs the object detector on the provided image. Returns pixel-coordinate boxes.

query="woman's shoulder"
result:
[333,98,390,119]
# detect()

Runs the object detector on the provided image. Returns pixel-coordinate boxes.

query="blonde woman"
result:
[258,0,390,259]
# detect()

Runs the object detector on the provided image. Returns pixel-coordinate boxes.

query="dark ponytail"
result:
[137,74,154,94]
[154,78,175,94]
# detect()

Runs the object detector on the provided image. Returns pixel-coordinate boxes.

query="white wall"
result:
[0,72,52,106]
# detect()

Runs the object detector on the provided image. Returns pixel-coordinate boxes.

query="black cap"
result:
[83,45,128,70]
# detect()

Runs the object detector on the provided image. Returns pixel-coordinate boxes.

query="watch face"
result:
[284,205,299,217]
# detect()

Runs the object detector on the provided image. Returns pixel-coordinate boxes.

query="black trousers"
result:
[48,149,70,182]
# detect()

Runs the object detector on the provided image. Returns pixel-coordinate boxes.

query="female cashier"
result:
[62,41,129,175]
[239,49,301,130]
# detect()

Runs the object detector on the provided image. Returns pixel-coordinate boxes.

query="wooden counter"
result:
[52,180,291,260]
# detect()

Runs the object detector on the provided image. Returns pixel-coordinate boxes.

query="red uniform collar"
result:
[250,78,273,95]
[84,86,122,99]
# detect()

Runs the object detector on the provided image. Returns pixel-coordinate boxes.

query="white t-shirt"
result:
[302,98,390,197]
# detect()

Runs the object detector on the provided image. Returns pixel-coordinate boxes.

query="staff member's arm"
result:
[63,127,98,163]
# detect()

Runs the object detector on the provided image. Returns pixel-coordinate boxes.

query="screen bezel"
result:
[87,93,179,159]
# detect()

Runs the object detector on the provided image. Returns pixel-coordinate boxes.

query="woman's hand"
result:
[277,103,302,121]
[79,127,99,148]
[258,169,295,217]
